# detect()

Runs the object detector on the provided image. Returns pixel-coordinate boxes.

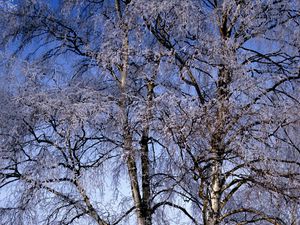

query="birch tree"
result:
[140,0,300,224]
[0,0,299,225]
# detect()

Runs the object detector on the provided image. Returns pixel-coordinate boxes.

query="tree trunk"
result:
[206,63,231,225]
[124,129,146,225]
[207,143,223,225]
[140,80,155,225]
[119,20,148,225]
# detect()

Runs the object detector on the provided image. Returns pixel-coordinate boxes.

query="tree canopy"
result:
[0,0,299,225]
